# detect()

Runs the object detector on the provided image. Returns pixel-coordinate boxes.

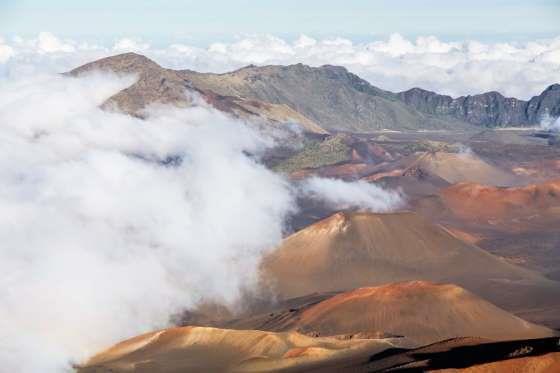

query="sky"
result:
[1,0,559,44]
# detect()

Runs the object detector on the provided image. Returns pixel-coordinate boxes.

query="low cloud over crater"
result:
[0,72,298,372]
[0,70,404,372]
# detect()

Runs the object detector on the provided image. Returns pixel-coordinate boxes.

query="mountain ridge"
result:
[67,53,559,131]
[67,52,329,134]
[180,62,468,132]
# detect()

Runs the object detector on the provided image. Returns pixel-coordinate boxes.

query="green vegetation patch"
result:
[273,134,352,173]
[404,140,465,154]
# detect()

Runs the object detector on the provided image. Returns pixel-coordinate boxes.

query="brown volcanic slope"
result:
[67,53,328,134]
[78,324,558,373]
[77,326,396,373]
[403,151,518,186]
[435,180,560,232]
[358,150,515,201]
[260,211,560,327]
[224,281,554,345]
[413,179,560,285]
[261,211,543,300]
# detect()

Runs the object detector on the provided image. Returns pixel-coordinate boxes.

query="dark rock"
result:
[398,88,527,127]
[527,84,560,122]
[398,84,560,127]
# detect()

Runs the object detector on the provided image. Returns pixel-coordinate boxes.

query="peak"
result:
[310,211,417,232]
[405,87,434,94]
[67,52,161,76]
[473,90,505,99]
[543,83,560,92]
[233,64,259,72]
[281,63,311,71]
[301,210,387,235]
[398,87,452,100]
[105,52,162,68]
[319,64,348,72]
[111,51,147,59]
[111,52,156,63]
[309,211,351,232]
[486,91,502,95]
[276,63,349,75]
[320,210,361,225]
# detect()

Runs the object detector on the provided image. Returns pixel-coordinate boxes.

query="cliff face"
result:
[527,84,560,122]
[398,84,560,127]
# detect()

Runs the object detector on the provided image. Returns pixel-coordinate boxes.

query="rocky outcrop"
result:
[398,85,560,127]
[527,84,560,122]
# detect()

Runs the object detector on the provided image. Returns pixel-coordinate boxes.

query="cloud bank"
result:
[0,69,404,372]
[1,32,559,99]
[541,114,560,132]
[0,73,297,372]
[300,177,404,212]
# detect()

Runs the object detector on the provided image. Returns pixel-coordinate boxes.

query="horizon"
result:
[1,1,559,99]
[1,31,559,100]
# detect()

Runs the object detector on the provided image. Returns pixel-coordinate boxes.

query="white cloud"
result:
[0,33,559,99]
[0,44,14,63]
[36,32,76,54]
[540,114,560,132]
[299,177,404,212]
[0,73,296,372]
[112,37,150,52]
[0,36,14,63]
